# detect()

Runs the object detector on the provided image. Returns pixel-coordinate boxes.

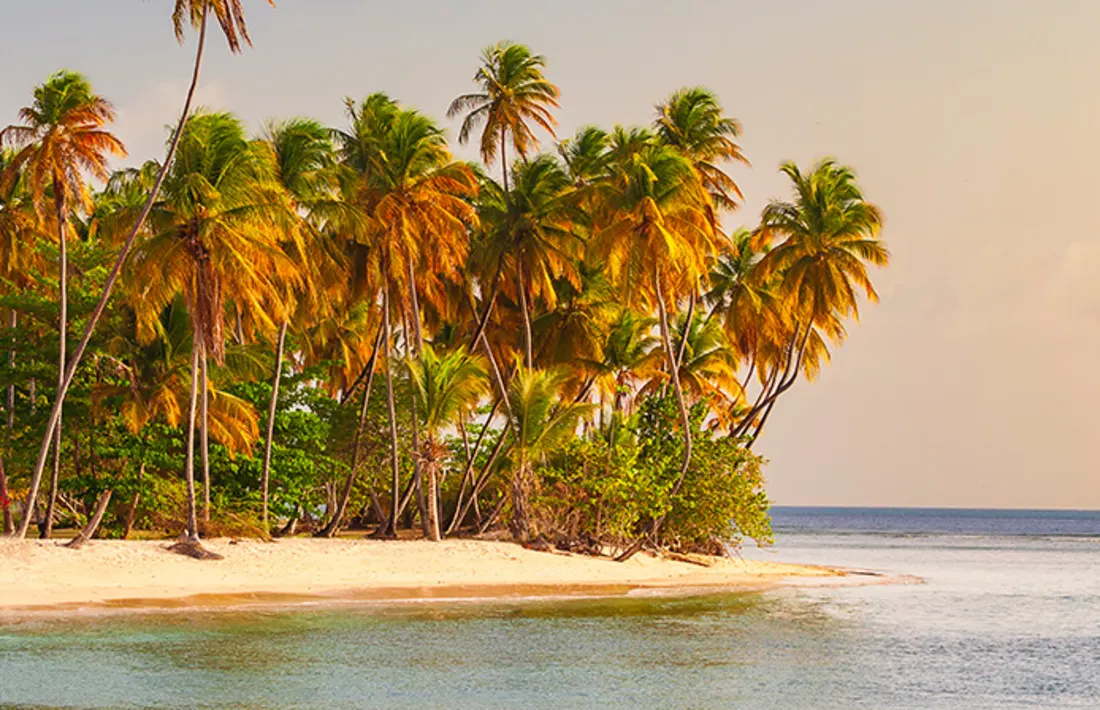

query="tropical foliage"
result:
[0,9,889,559]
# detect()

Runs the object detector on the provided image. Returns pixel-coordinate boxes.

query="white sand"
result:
[0,538,848,611]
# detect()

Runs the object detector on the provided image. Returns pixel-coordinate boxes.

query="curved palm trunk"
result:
[260,319,288,532]
[616,270,692,562]
[467,266,501,350]
[17,7,211,539]
[64,489,112,550]
[517,266,534,369]
[42,193,68,540]
[403,263,430,538]
[200,342,210,524]
[382,279,401,538]
[318,323,383,538]
[184,343,201,542]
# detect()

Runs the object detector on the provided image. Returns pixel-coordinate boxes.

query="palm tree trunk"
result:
[616,270,692,562]
[317,323,383,538]
[500,132,509,194]
[16,5,211,539]
[405,258,424,354]
[261,319,288,532]
[509,456,531,542]
[64,489,112,550]
[425,450,441,542]
[445,397,500,535]
[382,278,401,539]
[200,341,210,524]
[403,271,430,538]
[42,192,68,540]
[517,266,534,369]
[467,266,501,350]
[184,342,201,541]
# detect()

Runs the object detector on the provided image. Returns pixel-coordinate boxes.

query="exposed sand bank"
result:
[0,538,869,613]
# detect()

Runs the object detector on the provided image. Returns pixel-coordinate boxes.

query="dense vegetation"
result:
[0,0,888,558]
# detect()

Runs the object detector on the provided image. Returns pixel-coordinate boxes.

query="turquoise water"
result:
[2,508,1099,709]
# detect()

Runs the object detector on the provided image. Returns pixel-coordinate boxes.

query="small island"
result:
[0,4,888,602]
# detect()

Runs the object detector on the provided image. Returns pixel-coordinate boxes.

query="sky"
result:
[2,0,1099,509]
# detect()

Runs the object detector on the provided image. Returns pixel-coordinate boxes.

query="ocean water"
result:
[2,507,1099,709]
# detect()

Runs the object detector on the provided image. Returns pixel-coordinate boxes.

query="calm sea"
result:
[2,507,1099,709]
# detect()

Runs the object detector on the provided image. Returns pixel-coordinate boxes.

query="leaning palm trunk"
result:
[382,280,401,538]
[16,7,211,539]
[42,194,68,540]
[183,344,201,542]
[64,489,112,550]
[260,320,288,532]
[401,276,430,538]
[616,270,693,562]
[317,324,383,538]
[516,266,534,369]
[200,342,211,524]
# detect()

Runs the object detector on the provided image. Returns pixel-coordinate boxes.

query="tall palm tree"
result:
[592,137,718,559]
[407,345,487,540]
[448,41,560,193]
[14,0,275,540]
[257,118,339,531]
[732,159,888,444]
[654,87,747,213]
[505,365,593,541]
[338,94,478,535]
[130,112,295,543]
[475,155,579,367]
[1,70,126,538]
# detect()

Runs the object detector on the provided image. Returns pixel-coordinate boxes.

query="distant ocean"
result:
[2,507,1099,709]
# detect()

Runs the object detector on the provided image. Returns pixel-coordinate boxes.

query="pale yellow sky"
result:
[3,0,1098,508]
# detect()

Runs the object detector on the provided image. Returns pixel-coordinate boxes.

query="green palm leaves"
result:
[407,346,488,435]
[448,41,561,170]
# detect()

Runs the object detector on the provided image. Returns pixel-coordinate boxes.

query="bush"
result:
[534,393,772,553]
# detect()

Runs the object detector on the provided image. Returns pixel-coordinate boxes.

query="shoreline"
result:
[0,538,903,616]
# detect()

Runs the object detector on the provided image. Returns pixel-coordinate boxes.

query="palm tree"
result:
[732,159,888,444]
[130,112,295,543]
[506,365,592,541]
[13,0,275,540]
[643,312,738,412]
[448,41,560,194]
[257,118,338,531]
[475,155,580,367]
[407,345,487,540]
[338,94,478,535]
[654,87,748,213]
[1,70,126,538]
[592,137,718,559]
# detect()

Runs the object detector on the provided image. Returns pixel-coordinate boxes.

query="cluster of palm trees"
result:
[0,0,888,551]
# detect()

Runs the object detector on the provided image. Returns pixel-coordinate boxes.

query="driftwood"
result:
[166,539,224,560]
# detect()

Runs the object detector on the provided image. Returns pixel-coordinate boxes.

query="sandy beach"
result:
[0,538,859,612]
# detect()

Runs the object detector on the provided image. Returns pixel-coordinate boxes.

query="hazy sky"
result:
[3,1,1099,508]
